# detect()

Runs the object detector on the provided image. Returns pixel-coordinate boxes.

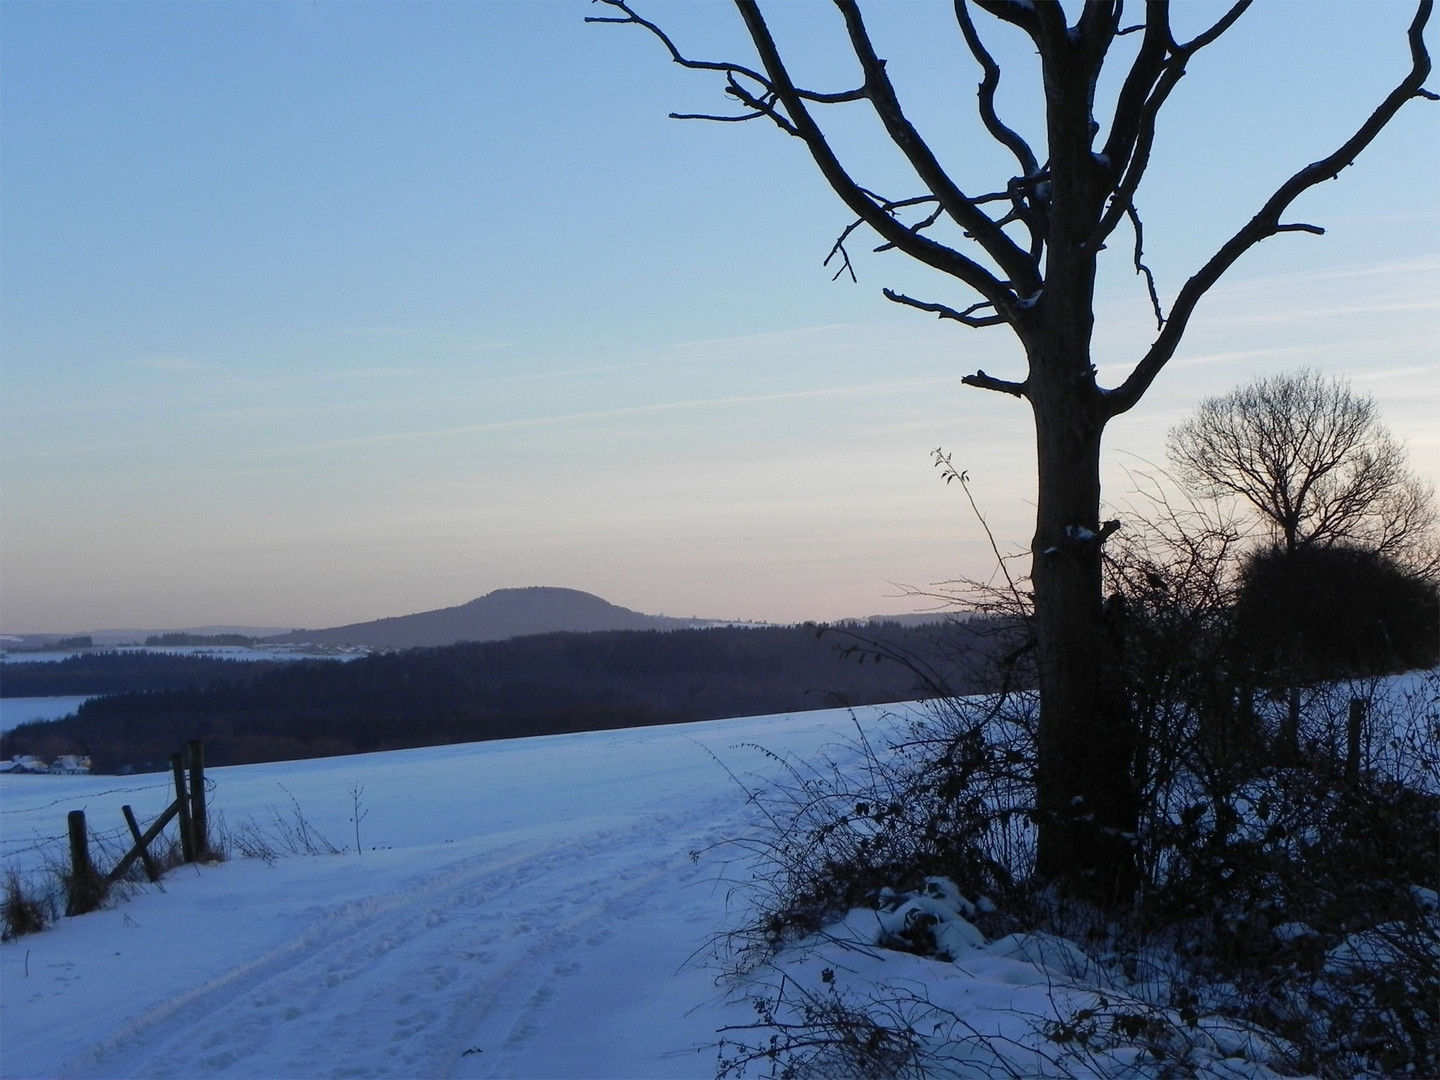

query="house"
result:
[48,755,92,775]
[2,756,51,774]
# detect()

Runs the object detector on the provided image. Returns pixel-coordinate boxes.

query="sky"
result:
[1,0,1436,634]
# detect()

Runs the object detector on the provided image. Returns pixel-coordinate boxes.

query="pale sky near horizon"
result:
[2,1,1436,634]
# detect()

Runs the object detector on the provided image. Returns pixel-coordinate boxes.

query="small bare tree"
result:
[1168,369,1438,574]
[593,0,1436,901]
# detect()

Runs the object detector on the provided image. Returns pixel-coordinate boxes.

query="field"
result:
[2,705,911,1078]
[2,678,1435,1079]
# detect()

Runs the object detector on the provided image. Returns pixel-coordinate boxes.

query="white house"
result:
[47,755,93,775]
[2,755,51,774]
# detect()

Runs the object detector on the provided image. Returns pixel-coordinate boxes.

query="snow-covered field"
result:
[1,706,913,1079]
[0,644,363,733]
[1,683,1433,1079]
[0,697,95,734]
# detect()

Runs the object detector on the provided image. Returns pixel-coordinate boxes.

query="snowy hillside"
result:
[1,706,905,1078]
[1,680,1434,1079]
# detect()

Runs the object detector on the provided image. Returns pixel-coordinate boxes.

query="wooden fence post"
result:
[120,805,162,883]
[108,799,182,884]
[65,810,105,916]
[172,753,195,863]
[187,740,207,857]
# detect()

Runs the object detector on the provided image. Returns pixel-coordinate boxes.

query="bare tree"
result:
[1168,369,1438,573]
[593,0,1435,900]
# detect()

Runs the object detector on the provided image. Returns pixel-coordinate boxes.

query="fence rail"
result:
[62,740,210,916]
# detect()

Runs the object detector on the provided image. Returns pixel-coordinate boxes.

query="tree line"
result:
[0,621,1007,774]
[1,652,287,698]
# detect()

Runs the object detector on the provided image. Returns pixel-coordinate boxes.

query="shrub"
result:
[1,871,52,940]
[711,693,1034,973]
[709,473,1438,1076]
[712,665,1439,1076]
[1235,544,1440,683]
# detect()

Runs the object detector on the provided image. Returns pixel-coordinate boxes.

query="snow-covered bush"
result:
[715,658,1437,1076]
[711,690,1036,973]
[709,469,1437,1075]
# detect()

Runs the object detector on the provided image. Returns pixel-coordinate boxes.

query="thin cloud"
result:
[336,326,517,351]
[269,376,965,455]
[1175,253,1440,302]
[670,322,872,352]
[130,357,209,374]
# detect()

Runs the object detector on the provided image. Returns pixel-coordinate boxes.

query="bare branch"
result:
[831,195,942,267]
[961,368,1028,397]
[597,0,1049,318]
[1126,205,1165,330]
[1093,4,1254,251]
[670,109,766,123]
[952,1,1039,177]
[872,200,945,253]
[1106,0,1435,417]
[883,289,1006,327]
[712,79,800,135]
[1175,0,1254,53]
[831,0,1041,293]
[587,2,772,87]
[973,0,1061,43]
[952,1,1047,257]
[589,0,866,106]
[825,235,858,283]
[731,0,1021,313]
[970,0,1038,30]
[933,446,1028,608]
[1075,1,1120,49]
[1098,7,1173,186]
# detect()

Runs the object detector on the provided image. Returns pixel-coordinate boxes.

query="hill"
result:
[262,586,718,649]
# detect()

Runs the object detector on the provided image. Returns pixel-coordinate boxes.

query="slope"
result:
[0,707,895,1078]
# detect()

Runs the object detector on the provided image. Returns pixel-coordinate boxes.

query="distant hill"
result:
[263,587,717,649]
[2,626,292,650]
[4,589,958,655]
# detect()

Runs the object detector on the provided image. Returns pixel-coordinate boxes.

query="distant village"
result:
[1,754,92,775]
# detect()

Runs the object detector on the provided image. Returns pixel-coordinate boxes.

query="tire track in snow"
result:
[433,858,681,1079]
[55,790,745,1080]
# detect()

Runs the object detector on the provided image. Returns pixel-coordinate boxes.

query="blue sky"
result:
[2,1,1436,632]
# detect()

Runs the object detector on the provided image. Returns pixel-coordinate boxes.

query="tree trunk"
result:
[1027,370,1140,903]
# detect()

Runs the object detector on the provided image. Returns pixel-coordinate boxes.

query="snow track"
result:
[59,807,735,1079]
[5,709,885,1079]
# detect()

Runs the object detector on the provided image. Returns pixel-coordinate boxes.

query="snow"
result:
[3,680,1430,1079]
[1,707,912,1079]
[0,697,95,734]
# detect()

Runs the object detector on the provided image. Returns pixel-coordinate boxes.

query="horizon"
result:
[3,2,1436,633]
[0,582,941,638]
